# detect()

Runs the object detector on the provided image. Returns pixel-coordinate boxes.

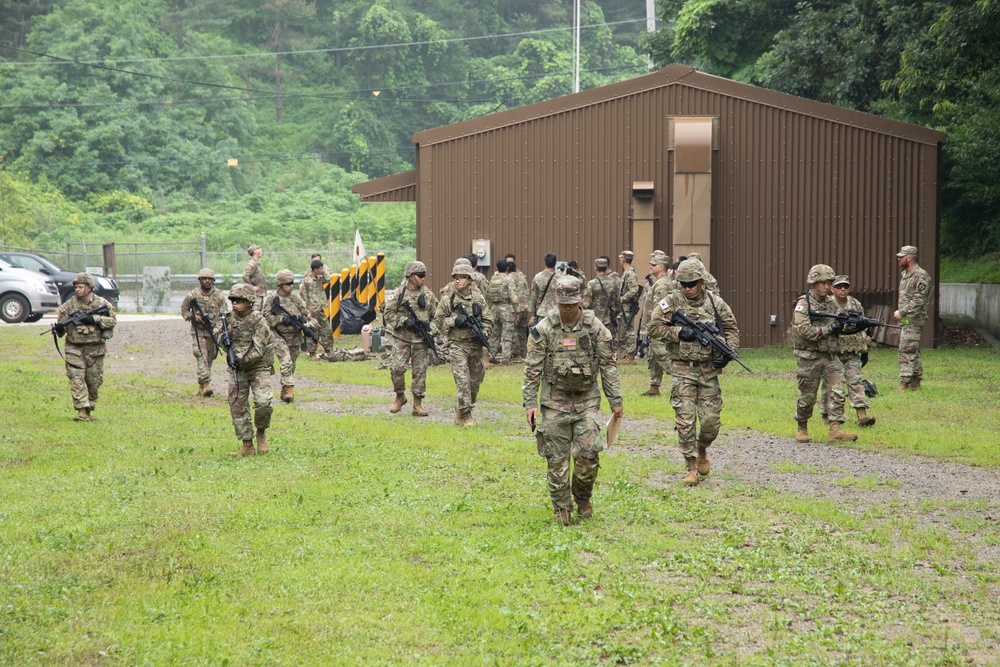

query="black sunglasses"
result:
[680,280,700,289]
[413,272,426,278]
[230,297,249,304]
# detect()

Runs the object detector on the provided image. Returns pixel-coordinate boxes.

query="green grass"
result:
[1,327,999,665]
[940,253,1000,284]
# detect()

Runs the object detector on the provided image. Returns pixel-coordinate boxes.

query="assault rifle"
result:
[41,304,111,337]
[189,299,220,360]
[807,308,902,336]
[594,276,618,338]
[622,284,643,331]
[670,309,753,373]
[271,295,319,343]
[455,302,499,364]
[401,299,443,362]
[636,334,650,359]
[219,312,240,370]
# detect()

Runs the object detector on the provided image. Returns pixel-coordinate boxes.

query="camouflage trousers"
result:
[190,328,218,384]
[448,339,485,410]
[898,323,924,382]
[669,361,723,458]
[619,306,639,357]
[536,404,603,511]
[821,353,869,413]
[647,338,671,386]
[274,335,301,387]
[512,311,530,359]
[391,338,430,397]
[489,304,515,363]
[795,352,846,424]
[64,342,106,410]
[304,312,334,356]
[228,365,273,441]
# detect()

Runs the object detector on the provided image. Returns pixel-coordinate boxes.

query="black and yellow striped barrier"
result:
[326,274,341,337]
[374,252,386,309]
[357,257,370,303]
[337,268,350,338]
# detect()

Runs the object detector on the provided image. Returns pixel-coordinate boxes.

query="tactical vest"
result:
[487,274,507,304]
[836,296,868,354]
[543,312,598,393]
[790,293,836,353]
[64,296,112,345]
[232,311,274,367]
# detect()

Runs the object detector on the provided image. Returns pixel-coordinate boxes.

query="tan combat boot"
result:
[255,429,269,454]
[621,354,636,365]
[73,408,93,422]
[389,392,408,413]
[411,396,428,417]
[280,385,294,403]
[696,443,711,476]
[893,381,910,392]
[229,441,256,457]
[576,499,593,519]
[461,409,476,427]
[641,385,660,397]
[828,422,858,442]
[856,408,876,427]
[554,507,572,525]
[795,421,810,443]
[454,406,464,425]
[909,378,921,390]
[683,458,700,486]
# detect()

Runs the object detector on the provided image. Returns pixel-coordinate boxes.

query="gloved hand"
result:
[828,320,843,336]
[455,316,468,329]
[281,315,293,326]
[54,322,67,336]
[713,353,730,369]
[678,326,698,342]
[404,318,417,331]
[80,313,96,325]
[860,352,869,367]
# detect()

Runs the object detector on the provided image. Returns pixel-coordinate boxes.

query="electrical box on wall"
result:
[472,239,491,267]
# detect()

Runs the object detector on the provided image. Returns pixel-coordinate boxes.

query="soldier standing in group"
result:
[523,276,623,525]
[791,265,857,444]
[618,250,640,363]
[648,260,739,486]
[641,251,675,397]
[819,275,876,427]
[529,252,559,325]
[486,259,517,364]
[242,245,267,311]
[300,259,336,361]
[308,252,333,284]
[439,256,484,302]
[582,256,621,345]
[264,270,313,403]
[221,283,276,457]
[893,245,933,391]
[434,261,494,426]
[465,253,491,295]
[54,273,118,422]
[384,260,438,416]
[180,268,227,397]
[505,257,531,362]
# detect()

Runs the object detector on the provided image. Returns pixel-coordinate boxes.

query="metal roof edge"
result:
[351,170,417,201]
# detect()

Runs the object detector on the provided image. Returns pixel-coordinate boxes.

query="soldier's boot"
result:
[828,422,858,442]
[621,354,637,365]
[255,429,269,454]
[856,408,876,427]
[461,409,476,427]
[641,385,660,397]
[229,441,256,457]
[683,458,700,486]
[308,353,320,362]
[909,377,921,390]
[411,396,428,417]
[820,413,830,426]
[893,380,910,393]
[795,421,810,443]
[280,385,294,403]
[576,498,594,519]
[73,408,93,422]
[554,507,572,526]
[197,382,209,396]
[389,392,408,414]
[696,443,711,477]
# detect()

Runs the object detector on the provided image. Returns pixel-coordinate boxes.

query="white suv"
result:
[0,258,61,323]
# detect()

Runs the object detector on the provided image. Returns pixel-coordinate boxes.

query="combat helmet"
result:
[228,283,257,301]
[72,272,95,288]
[197,268,216,281]
[675,259,704,282]
[807,264,835,284]
[275,269,295,285]
[405,261,427,277]
[451,263,472,278]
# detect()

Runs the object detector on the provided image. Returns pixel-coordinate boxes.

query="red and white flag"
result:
[352,229,367,268]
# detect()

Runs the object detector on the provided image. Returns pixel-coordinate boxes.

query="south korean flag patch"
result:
[659,299,669,311]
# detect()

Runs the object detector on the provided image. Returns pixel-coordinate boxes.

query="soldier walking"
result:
[523,276,623,525]
[617,250,640,363]
[384,260,438,416]
[180,268,227,397]
[641,251,675,396]
[820,275,876,427]
[529,252,559,325]
[893,245,932,391]
[648,260,739,485]
[582,256,622,346]
[300,259,336,361]
[242,244,267,311]
[486,259,517,364]
[264,270,313,403]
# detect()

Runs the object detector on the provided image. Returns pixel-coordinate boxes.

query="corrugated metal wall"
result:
[413,72,942,348]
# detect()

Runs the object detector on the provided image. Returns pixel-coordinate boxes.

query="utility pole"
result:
[573,0,581,93]
[647,0,656,71]
[0,155,6,246]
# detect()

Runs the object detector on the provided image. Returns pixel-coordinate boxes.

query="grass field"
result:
[1,324,998,665]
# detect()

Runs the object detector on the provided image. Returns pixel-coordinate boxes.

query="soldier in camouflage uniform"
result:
[299,259,336,361]
[180,268,228,397]
[264,269,314,404]
[582,256,622,346]
[791,265,858,444]
[434,262,495,426]
[648,260,739,485]
[641,252,676,397]
[893,245,932,391]
[486,259,517,364]
[384,260,438,416]
[219,283,276,457]
[618,250,641,363]
[308,253,333,284]
[819,275,876,427]
[242,244,267,311]
[439,257,484,303]
[529,252,559,325]
[54,273,118,421]
[523,276,623,525]
[505,257,531,362]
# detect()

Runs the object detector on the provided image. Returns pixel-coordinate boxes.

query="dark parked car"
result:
[0,252,120,306]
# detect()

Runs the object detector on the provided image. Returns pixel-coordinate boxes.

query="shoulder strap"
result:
[535,270,557,317]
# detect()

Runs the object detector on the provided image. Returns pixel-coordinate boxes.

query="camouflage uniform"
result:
[242,248,266,311]
[523,277,622,518]
[685,254,720,295]
[509,269,531,360]
[385,277,438,401]
[299,271,335,358]
[486,271,517,363]
[434,271,494,423]
[263,277,312,393]
[219,286,275,444]
[529,267,559,324]
[618,264,640,357]
[180,275,227,391]
[56,278,117,417]
[582,271,622,344]
[648,266,739,471]
[897,258,932,385]
[820,292,870,415]
[791,273,848,426]
[643,269,677,390]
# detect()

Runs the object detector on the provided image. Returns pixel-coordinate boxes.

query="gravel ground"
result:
[105,318,1000,562]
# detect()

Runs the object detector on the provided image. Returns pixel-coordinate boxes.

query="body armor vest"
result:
[543,312,598,393]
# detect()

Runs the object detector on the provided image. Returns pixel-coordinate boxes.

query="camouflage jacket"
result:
[487,272,516,307]
[648,289,739,364]
[522,310,622,411]
[510,271,530,313]
[181,287,227,333]
[299,274,330,313]
[529,268,559,321]
[833,295,869,355]
[57,294,117,346]
[791,291,839,356]
[619,266,640,306]
[898,265,932,327]
[385,284,438,344]
[582,274,622,331]
[433,287,494,344]
[220,310,274,370]
[263,291,312,344]
[242,258,266,290]
[641,274,675,326]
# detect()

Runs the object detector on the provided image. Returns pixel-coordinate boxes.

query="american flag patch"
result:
[562,338,577,347]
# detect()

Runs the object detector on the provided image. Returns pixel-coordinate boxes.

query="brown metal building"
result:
[353,65,946,348]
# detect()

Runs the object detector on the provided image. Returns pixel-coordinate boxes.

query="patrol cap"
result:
[248,244,262,256]
[594,257,609,270]
[649,251,671,267]
[807,264,836,284]
[619,250,634,262]
[896,245,918,257]
[405,260,427,277]
[555,275,582,304]
[228,283,256,301]
[275,269,295,285]
[197,268,216,281]
[451,263,473,278]
[72,272,95,287]
[675,259,704,282]
[455,257,473,268]
[833,275,851,287]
